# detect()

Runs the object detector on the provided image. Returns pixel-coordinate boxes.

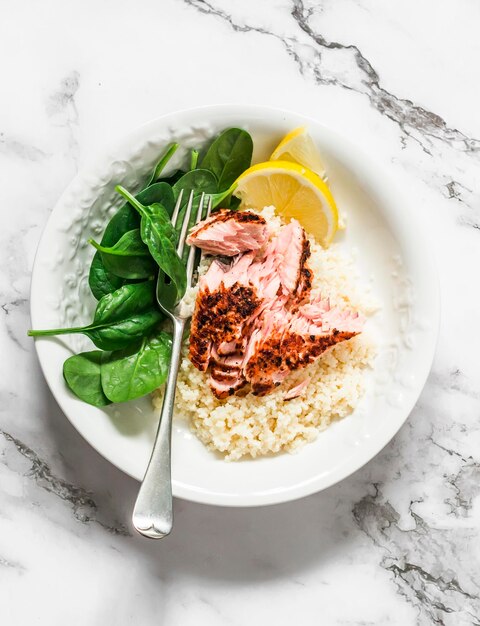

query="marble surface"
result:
[1,0,479,623]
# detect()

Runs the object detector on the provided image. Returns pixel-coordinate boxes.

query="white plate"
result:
[30,105,439,506]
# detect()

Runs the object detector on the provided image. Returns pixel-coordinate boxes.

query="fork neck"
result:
[171,317,186,342]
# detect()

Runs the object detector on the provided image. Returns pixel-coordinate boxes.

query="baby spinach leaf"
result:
[172,169,218,199]
[63,350,112,407]
[157,170,186,186]
[146,143,179,187]
[93,280,156,325]
[141,182,175,216]
[89,229,156,279]
[208,184,237,209]
[98,182,174,247]
[144,182,176,216]
[172,169,218,230]
[84,310,162,350]
[142,204,186,296]
[89,255,126,300]
[29,310,162,351]
[29,281,163,350]
[101,332,172,403]
[99,202,138,247]
[115,186,187,299]
[89,183,175,299]
[88,195,141,299]
[90,229,150,259]
[200,128,253,192]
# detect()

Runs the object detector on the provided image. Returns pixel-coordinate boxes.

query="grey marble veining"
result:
[1,429,130,536]
[186,0,480,150]
[1,0,479,624]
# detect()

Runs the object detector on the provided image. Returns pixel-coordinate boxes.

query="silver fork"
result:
[132,189,212,539]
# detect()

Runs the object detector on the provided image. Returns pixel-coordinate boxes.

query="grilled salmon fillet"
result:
[188,211,364,399]
[241,301,362,395]
[186,209,268,256]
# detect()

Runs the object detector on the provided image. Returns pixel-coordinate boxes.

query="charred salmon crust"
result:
[189,283,261,371]
[190,209,266,235]
[245,329,358,396]
[295,236,312,297]
[208,375,248,399]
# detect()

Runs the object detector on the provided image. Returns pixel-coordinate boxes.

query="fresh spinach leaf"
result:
[29,310,162,351]
[142,204,185,295]
[90,228,150,258]
[200,128,253,192]
[172,169,218,200]
[92,280,155,321]
[98,182,174,244]
[143,182,176,216]
[84,309,162,350]
[89,183,175,299]
[89,229,156,280]
[146,143,179,187]
[101,332,172,403]
[89,255,127,300]
[208,184,237,209]
[213,192,240,210]
[157,170,186,186]
[115,186,187,299]
[29,281,162,350]
[63,350,112,407]
[172,169,218,229]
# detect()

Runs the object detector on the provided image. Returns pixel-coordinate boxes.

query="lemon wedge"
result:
[270,127,327,179]
[234,161,338,246]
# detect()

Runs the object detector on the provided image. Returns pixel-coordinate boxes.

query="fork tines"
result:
[172,190,212,290]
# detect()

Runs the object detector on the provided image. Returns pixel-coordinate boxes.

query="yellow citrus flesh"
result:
[234,161,338,246]
[270,127,327,179]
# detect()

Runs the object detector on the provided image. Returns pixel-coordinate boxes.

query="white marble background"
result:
[1,1,480,624]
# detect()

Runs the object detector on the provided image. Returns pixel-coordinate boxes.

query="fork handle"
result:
[132,318,185,539]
